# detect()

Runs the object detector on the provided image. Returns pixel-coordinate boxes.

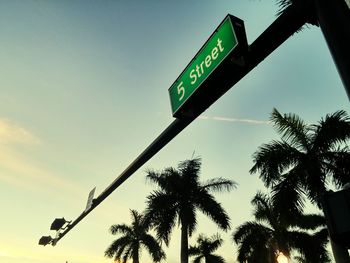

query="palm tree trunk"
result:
[133,246,140,263]
[180,223,189,263]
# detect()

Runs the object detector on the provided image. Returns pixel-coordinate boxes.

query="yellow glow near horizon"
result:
[0,240,112,263]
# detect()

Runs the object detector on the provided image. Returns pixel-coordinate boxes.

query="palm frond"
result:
[292,214,325,230]
[271,171,306,219]
[110,224,132,235]
[311,110,350,151]
[312,228,331,262]
[322,148,350,188]
[251,191,276,227]
[188,245,201,256]
[270,108,310,150]
[197,234,223,252]
[294,255,307,263]
[275,0,293,16]
[202,178,237,193]
[145,169,162,184]
[115,245,126,262]
[121,245,132,263]
[193,255,203,263]
[146,192,178,245]
[178,157,202,179]
[314,228,329,245]
[287,229,330,263]
[130,209,142,230]
[303,171,327,208]
[146,167,179,190]
[208,234,223,253]
[104,236,130,258]
[250,140,302,186]
[233,221,272,244]
[196,191,231,231]
[142,233,166,262]
[206,254,226,263]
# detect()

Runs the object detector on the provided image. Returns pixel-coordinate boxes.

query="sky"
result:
[0,1,349,263]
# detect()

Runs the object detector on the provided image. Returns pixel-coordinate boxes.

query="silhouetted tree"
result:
[250,108,350,210]
[105,209,165,263]
[233,191,330,263]
[145,157,236,263]
[189,233,225,263]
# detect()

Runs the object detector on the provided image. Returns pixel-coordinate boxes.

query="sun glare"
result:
[277,252,289,263]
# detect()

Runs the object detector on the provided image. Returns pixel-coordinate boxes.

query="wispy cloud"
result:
[199,115,270,125]
[0,118,85,199]
[0,119,39,144]
[0,146,85,197]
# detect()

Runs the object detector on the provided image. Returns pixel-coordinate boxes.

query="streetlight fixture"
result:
[39,218,71,246]
[50,218,70,231]
[38,236,53,246]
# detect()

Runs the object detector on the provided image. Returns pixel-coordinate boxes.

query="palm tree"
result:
[145,157,236,263]
[233,191,330,263]
[105,209,165,263]
[189,233,225,263]
[275,0,297,15]
[250,108,350,210]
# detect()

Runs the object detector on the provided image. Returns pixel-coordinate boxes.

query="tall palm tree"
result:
[250,108,350,210]
[233,191,330,263]
[189,233,225,263]
[145,157,236,263]
[105,209,165,263]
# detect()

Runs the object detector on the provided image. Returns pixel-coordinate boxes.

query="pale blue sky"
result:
[0,1,349,263]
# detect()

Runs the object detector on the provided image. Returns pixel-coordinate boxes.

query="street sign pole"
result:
[314,0,350,100]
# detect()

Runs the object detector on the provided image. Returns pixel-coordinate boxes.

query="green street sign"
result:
[169,15,245,117]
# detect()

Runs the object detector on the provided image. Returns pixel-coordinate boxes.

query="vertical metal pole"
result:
[322,189,350,263]
[330,239,350,263]
[314,0,350,100]
[315,0,350,259]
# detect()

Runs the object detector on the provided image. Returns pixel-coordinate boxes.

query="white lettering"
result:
[217,38,224,52]
[190,69,197,84]
[188,37,225,85]
[205,54,212,68]
[211,47,218,60]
